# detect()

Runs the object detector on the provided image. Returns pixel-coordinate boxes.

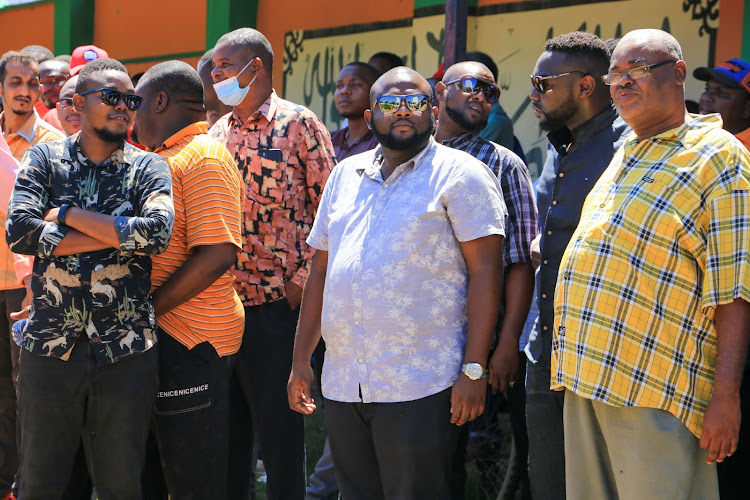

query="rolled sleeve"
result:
[6,145,71,257]
[445,159,506,242]
[116,156,174,256]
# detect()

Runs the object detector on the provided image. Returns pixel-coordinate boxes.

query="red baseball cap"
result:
[69,45,108,76]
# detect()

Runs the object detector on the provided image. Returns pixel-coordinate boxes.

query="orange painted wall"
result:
[256,0,414,95]
[716,0,743,63]
[94,0,206,75]
[0,2,55,55]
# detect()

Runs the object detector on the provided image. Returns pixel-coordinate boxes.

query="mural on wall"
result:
[284,0,716,178]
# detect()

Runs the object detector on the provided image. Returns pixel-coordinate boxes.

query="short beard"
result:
[445,101,487,132]
[538,95,579,132]
[372,113,435,151]
[92,126,129,144]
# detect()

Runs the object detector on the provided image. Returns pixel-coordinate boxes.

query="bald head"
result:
[370,66,432,105]
[443,61,495,84]
[615,29,682,62]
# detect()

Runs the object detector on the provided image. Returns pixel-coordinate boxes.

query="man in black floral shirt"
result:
[6,58,173,498]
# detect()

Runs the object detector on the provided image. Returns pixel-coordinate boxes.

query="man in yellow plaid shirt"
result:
[552,29,750,499]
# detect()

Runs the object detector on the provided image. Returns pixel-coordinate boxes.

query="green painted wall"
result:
[206,0,258,50]
[53,0,94,55]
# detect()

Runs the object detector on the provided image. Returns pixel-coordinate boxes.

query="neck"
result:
[634,109,690,142]
[232,83,273,124]
[380,140,429,180]
[153,114,202,149]
[345,117,370,142]
[2,109,32,136]
[434,113,467,143]
[563,97,612,152]
[77,131,121,165]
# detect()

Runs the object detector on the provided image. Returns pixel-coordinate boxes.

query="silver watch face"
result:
[464,363,484,380]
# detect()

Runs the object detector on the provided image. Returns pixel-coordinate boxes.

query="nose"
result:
[529,87,540,101]
[470,88,486,103]
[211,66,221,82]
[393,98,413,117]
[699,91,713,105]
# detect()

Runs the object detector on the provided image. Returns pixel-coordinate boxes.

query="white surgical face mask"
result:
[213,59,256,106]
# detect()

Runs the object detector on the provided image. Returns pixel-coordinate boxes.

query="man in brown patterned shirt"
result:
[208,28,335,500]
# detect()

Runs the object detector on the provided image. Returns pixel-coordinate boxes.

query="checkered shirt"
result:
[551,114,750,438]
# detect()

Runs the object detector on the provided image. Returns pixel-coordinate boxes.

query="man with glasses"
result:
[553,29,750,499]
[6,58,173,498]
[208,27,335,500]
[435,60,537,499]
[526,31,629,500]
[287,66,507,498]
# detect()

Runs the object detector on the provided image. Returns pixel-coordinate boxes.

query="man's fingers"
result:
[706,436,722,464]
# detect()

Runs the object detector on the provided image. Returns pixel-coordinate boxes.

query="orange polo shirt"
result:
[0,110,64,290]
[150,122,245,356]
[735,127,750,151]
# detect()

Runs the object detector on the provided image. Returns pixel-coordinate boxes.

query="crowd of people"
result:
[0,23,747,500]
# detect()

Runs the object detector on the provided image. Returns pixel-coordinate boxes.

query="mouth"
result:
[14,97,31,105]
[337,99,352,107]
[108,114,130,124]
[615,90,639,102]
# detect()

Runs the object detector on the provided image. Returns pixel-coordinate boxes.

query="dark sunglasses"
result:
[530,71,587,93]
[444,75,500,103]
[78,88,143,111]
[375,94,430,113]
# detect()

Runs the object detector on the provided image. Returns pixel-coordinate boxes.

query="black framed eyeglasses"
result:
[444,75,501,103]
[78,88,143,111]
[58,98,74,108]
[530,71,588,93]
[601,60,678,86]
[375,94,430,114]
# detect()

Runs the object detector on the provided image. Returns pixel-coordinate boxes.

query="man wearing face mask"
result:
[208,28,336,500]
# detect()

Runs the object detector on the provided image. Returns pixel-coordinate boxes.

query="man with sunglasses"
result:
[526,31,629,500]
[435,60,537,498]
[553,29,750,499]
[208,28,335,500]
[6,58,174,498]
[288,66,507,498]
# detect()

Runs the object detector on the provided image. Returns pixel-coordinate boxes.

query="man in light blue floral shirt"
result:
[288,67,507,499]
[6,58,173,498]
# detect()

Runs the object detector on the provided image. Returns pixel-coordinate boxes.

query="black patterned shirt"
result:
[6,136,174,365]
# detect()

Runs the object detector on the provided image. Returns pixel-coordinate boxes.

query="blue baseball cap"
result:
[693,58,750,94]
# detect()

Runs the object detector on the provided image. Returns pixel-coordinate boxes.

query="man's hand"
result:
[700,389,741,464]
[488,342,519,393]
[450,374,487,426]
[286,281,303,310]
[287,361,317,415]
[43,207,59,223]
[530,234,541,270]
[11,276,32,321]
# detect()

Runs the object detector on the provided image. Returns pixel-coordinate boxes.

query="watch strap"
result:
[58,204,69,226]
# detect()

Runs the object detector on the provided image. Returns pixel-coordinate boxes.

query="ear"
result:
[674,60,687,85]
[578,75,596,99]
[73,94,85,113]
[435,81,447,103]
[154,91,169,113]
[432,104,439,121]
[364,109,373,130]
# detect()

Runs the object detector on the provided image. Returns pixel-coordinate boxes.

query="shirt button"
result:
[600,203,605,208]
[558,172,564,178]
[547,230,552,235]
[543,325,548,331]
[358,358,363,363]
[355,321,360,325]
[353,283,358,288]
[552,200,558,205]
[542,294,547,299]
[543,260,548,265]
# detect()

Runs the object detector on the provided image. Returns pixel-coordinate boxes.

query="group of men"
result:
[0,23,747,500]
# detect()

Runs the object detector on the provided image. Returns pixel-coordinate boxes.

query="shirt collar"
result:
[0,110,41,143]
[64,136,132,168]
[228,90,279,128]
[332,126,375,149]
[547,106,618,155]
[622,113,723,150]
[441,130,482,149]
[153,121,209,153]
[361,137,435,180]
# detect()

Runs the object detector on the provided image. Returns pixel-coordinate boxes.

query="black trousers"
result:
[0,288,24,495]
[228,300,305,500]
[17,338,158,500]
[146,333,234,499]
[718,356,750,500]
[325,388,461,500]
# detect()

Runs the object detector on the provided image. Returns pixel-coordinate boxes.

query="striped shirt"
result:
[551,114,750,437]
[0,110,64,290]
[151,122,244,357]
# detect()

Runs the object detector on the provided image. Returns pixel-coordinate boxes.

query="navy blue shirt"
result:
[525,106,630,365]
[7,137,174,365]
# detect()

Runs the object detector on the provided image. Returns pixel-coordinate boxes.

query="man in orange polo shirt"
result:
[0,51,64,162]
[0,50,64,500]
[133,60,244,499]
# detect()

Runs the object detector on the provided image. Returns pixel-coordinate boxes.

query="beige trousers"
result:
[563,390,718,500]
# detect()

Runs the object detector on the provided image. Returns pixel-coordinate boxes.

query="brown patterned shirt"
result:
[209,91,336,306]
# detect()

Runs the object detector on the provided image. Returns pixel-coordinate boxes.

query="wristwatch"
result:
[58,204,70,226]
[462,362,488,381]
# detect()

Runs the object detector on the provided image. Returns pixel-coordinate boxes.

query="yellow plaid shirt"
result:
[552,114,750,438]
